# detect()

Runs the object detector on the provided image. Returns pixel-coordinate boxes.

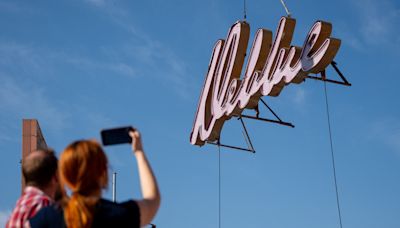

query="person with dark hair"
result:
[7,149,59,228]
[30,130,160,228]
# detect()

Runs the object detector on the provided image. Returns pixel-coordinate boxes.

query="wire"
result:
[279,0,291,17]
[243,0,247,21]
[323,81,344,228]
[219,143,222,228]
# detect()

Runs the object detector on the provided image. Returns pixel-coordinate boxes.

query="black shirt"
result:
[30,198,140,228]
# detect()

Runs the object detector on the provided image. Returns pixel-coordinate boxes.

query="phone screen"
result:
[101,126,134,146]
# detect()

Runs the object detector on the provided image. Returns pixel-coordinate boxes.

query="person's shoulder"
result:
[40,203,63,213]
[29,204,64,228]
[95,198,140,227]
[99,198,138,210]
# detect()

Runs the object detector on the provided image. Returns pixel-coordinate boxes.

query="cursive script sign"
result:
[190,16,341,146]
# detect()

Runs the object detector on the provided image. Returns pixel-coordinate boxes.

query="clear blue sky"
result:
[1,0,399,227]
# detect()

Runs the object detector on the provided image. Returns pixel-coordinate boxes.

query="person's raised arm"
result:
[129,130,161,227]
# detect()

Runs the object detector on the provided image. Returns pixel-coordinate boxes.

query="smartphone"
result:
[101,126,135,146]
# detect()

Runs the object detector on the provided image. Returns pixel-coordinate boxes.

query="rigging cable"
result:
[244,0,247,21]
[218,143,221,228]
[323,81,344,228]
[279,0,291,17]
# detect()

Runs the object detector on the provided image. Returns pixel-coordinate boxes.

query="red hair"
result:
[59,140,108,228]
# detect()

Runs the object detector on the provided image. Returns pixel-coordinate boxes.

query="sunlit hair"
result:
[59,140,108,228]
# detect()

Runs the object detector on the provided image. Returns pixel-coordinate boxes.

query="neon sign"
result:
[190,16,341,146]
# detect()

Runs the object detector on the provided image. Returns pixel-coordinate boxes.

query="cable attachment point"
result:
[306,61,351,86]
[279,0,292,17]
[243,0,247,21]
[241,98,295,128]
[206,117,256,153]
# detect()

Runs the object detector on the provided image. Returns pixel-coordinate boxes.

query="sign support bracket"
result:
[205,98,296,153]
[306,61,351,86]
[241,98,295,128]
[206,117,256,153]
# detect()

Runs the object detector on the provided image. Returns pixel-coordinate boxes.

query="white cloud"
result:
[336,28,363,51]
[0,134,17,143]
[0,73,68,131]
[293,87,306,105]
[126,42,193,99]
[81,1,194,99]
[0,210,11,227]
[368,117,400,155]
[110,63,137,77]
[281,86,308,115]
[0,0,194,105]
[353,0,400,46]
[0,41,141,81]
[0,1,37,14]
[0,42,50,76]
[66,56,138,79]
[83,0,128,19]
[85,0,106,7]
[338,0,400,51]
[0,42,123,137]
[0,70,118,145]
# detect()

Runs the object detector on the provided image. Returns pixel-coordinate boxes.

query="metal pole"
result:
[112,172,117,202]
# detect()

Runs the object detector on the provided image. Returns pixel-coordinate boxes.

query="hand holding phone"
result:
[129,130,143,153]
[101,126,135,146]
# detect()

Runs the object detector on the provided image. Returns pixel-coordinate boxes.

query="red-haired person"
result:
[30,130,160,228]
